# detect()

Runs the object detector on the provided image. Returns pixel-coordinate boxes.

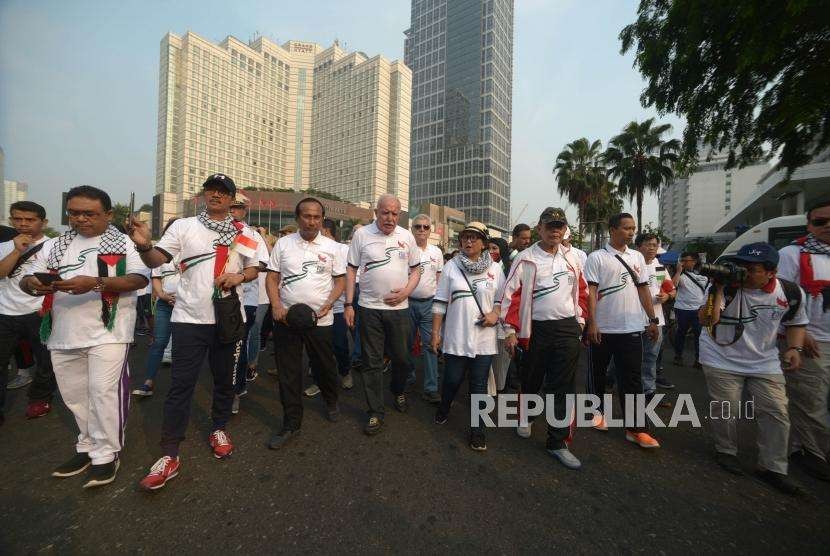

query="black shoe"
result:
[364,416,383,436]
[656,376,675,389]
[268,429,299,450]
[82,459,120,488]
[791,450,830,481]
[715,452,743,475]
[693,360,703,370]
[326,404,340,423]
[52,453,92,478]
[393,393,408,413]
[672,357,683,366]
[470,432,487,452]
[755,469,805,496]
[434,410,448,425]
[422,391,441,404]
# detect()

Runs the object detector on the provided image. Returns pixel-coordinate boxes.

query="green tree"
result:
[583,180,624,249]
[553,138,606,236]
[620,0,830,174]
[111,203,130,228]
[640,222,671,246]
[139,203,153,213]
[604,118,679,233]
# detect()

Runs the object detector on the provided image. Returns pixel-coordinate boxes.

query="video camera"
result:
[696,261,747,284]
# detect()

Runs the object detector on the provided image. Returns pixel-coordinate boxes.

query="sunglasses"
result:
[412,224,430,230]
[810,217,830,227]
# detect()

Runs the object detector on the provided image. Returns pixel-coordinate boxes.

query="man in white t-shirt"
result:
[407,214,443,403]
[22,187,149,488]
[501,207,587,469]
[672,251,708,368]
[265,198,346,449]
[0,201,56,423]
[778,200,830,481]
[699,242,808,496]
[127,174,260,491]
[584,213,661,449]
[345,195,421,435]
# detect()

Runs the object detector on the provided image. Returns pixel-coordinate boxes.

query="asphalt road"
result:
[2,338,830,554]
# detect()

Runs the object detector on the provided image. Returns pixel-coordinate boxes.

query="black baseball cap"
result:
[202,173,236,195]
[539,207,568,226]
[727,242,779,267]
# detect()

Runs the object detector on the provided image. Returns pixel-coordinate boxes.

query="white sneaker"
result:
[304,384,321,397]
[341,372,354,390]
[7,368,33,390]
[548,447,582,470]
[516,421,532,438]
[231,395,240,414]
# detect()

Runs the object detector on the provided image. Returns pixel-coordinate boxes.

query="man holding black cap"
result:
[500,207,587,469]
[127,173,261,491]
[264,197,345,449]
[699,242,808,495]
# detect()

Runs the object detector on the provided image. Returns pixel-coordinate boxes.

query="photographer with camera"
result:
[698,242,807,496]
[778,200,830,481]
[672,252,708,368]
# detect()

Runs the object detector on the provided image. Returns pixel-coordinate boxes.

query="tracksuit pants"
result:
[160,323,242,457]
[51,343,131,465]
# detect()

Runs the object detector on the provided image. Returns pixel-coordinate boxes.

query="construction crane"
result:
[511,202,529,229]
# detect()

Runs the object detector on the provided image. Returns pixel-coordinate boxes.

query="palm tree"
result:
[553,138,606,235]
[604,118,679,232]
[584,179,624,249]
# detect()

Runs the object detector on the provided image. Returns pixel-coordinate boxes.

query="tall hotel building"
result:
[404,0,514,232]
[155,31,410,224]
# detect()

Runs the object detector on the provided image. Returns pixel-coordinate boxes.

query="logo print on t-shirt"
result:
[720,303,782,324]
[57,247,97,274]
[365,246,400,272]
[283,260,318,286]
[598,271,631,299]
[533,271,570,299]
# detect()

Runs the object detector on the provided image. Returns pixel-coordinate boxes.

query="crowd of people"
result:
[0,175,828,498]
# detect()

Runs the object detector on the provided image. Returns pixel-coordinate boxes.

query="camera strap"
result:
[455,259,486,318]
[614,254,641,286]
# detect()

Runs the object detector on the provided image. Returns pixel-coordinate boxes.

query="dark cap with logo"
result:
[727,242,779,266]
[202,173,236,196]
[539,207,568,226]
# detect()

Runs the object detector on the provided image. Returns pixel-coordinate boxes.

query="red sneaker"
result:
[26,400,51,419]
[139,456,180,491]
[209,429,234,459]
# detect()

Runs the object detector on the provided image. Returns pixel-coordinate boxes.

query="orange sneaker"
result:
[209,429,234,459]
[592,415,608,431]
[625,430,660,448]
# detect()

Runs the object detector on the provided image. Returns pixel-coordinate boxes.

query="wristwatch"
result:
[135,243,153,253]
[344,302,353,307]
[648,317,659,325]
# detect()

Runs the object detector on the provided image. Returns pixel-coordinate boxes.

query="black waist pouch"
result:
[214,289,244,343]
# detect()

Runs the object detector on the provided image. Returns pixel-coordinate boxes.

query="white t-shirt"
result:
[268,231,346,327]
[433,259,504,357]
[29,233,147,350]
[347,223,420,311]
[674,270,708,310]
[584,244,653,334]
[699,279,809,374]
[154,217,260,324]
[151,259,180,296]
[644,258,672,326]
[242,231,270,307]
[571,246,588,268]
[410,243,444,299]
[515,243,579,321]
[0,237,49,316]
[778,244,830,342]
[333,242,350,314]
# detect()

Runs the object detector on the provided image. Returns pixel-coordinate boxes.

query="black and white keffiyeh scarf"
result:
[197,211,239,247]
[457,251,492,275]
[801,233,830,256]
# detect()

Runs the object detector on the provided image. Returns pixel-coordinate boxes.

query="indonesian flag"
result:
[231,233,258,259]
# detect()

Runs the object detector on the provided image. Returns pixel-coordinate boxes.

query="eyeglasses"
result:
[412,224,430,230]
[66,209,103,219]
[460,235,481,243]
[810,217,830,227]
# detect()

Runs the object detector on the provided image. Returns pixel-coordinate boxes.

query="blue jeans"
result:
[407,297,438,393]
[145,300,173,382]
[247,304,269,367]
[439,354,493,433]
[235,305,258,394]
[674,309,701,361]
[332,312,351,376]
[642,325,663,395]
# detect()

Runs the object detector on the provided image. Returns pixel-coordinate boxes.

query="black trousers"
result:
[358,306,410,418]
[520,317,582,449]
[0,312,56,416]
[273,321,338,431]
[160,323,242,456]
[587,331,646,432]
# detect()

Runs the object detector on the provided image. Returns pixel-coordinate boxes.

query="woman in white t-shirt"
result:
[432,222,504,451]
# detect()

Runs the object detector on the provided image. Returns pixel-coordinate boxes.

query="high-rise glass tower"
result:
[405,0,513,232]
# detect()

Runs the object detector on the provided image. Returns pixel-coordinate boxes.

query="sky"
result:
[0,0,683,230]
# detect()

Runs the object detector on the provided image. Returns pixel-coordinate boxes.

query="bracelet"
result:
[135,243,153,253]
